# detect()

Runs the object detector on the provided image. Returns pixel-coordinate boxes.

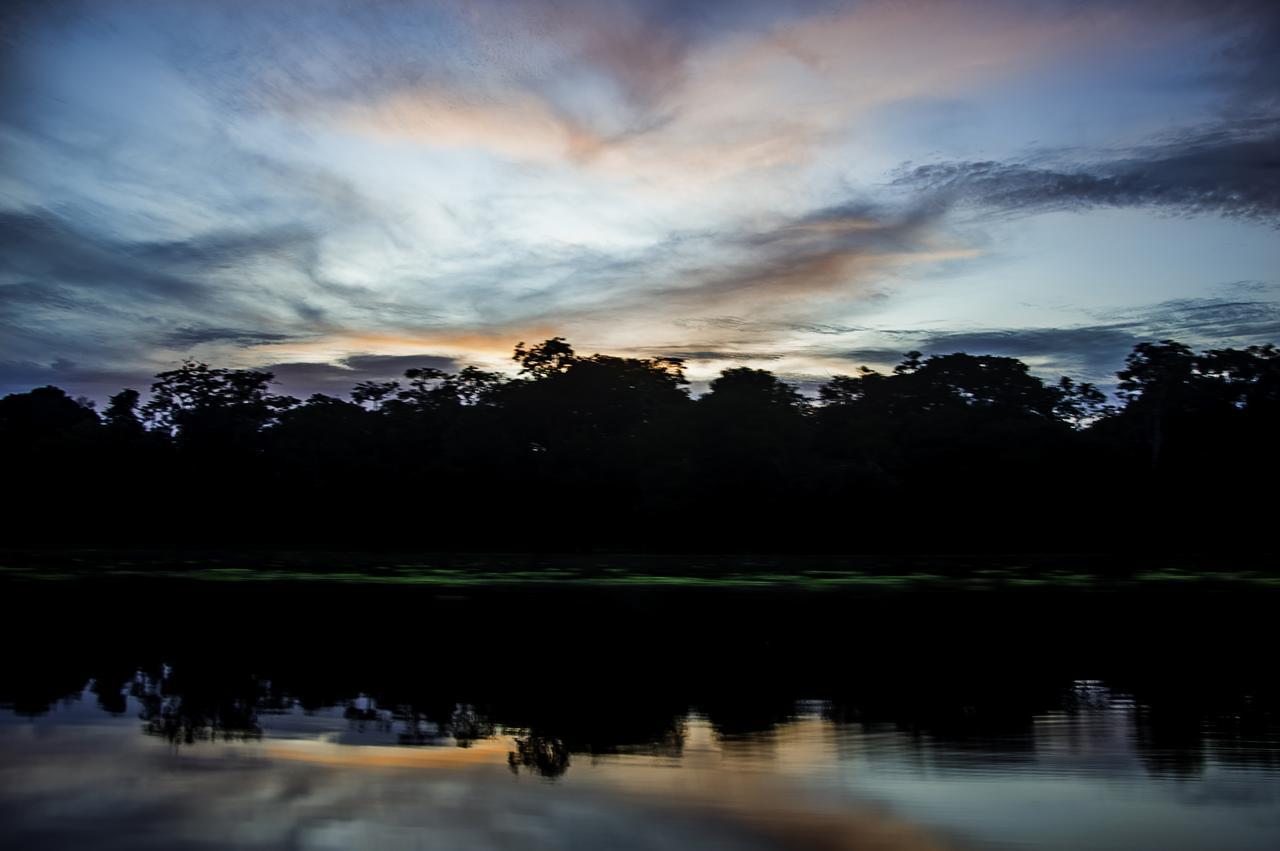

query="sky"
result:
[2,0,1278,400]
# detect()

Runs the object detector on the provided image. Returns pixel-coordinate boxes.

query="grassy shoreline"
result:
[2,549,1276,590]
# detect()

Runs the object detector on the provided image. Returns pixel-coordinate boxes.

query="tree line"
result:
[2,338,1276,553]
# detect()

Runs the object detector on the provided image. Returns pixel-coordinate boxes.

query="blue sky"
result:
[2,0,1277,399]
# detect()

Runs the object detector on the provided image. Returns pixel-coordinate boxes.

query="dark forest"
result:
[3,338,1276,554]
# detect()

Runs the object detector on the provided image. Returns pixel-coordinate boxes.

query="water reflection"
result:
[3,669,1278,850]
[8,663,1280,781]
[509,733,572,777]
[3,581,1279,849]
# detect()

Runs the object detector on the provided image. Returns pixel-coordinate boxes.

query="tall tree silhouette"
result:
[1,337,1276,553]
[101,389,145,435]
[144,360,296,446]
[1116,340,1197,465]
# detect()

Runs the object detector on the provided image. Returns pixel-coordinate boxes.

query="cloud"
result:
[823,293,1280,381]
[128,225,319,272]
[0,352,467,403]
[1105,293,1280,342]
[0,209,377,393]
[895,116,1280,224]
[2,0,1277,402]
[332,196,968,349]
[645,350,784,362]
[0,359,156,401]
[551,200,972,325]
[1205,1,1280,110]
[0,211,324,311]
[304,0,1220,193]
[335,90,612,166]
[0,211,211,304]
[911,328,1144,376]
[161,327,302,348]
[831,347,920,368]
[259,354,462,399]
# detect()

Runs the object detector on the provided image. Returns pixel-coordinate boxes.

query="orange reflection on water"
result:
[265,735,516,770]
[259,716,950,851]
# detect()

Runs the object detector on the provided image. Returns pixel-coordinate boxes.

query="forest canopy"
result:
[2,339,1276,553]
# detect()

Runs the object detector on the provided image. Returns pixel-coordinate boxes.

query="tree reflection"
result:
[447,703,496,747]
[6,657,1280,782]
[134,667,266,745]
[4,579,1278,784]
[508,733,571,778]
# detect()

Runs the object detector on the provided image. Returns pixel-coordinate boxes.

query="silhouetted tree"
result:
[0,387,102,516]
[143,360,296,445]
[0,385,99,442]
[350,380,400,410]
[1195,344,1279,413]
[1,337,1275,553]
[1052,377,1112,427]
[692,368,811,528]
[443,365,507,406]
[101,389,144,434]
[513,336,576,378]
[393,366,451,411]
[1116,340,1197,465]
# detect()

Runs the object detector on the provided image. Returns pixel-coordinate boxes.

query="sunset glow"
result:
[3,0,1276,399]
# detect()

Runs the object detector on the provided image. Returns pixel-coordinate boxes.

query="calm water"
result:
[1,579,1277,849]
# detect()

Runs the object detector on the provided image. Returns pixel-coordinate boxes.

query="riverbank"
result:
[2,549,1276,590]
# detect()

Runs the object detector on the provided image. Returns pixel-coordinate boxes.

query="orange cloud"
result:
[231,325,557,373]
[329,0,1150,195]
[337,90,612,165]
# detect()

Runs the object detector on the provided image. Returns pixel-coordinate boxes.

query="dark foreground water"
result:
[1,577,1277,850]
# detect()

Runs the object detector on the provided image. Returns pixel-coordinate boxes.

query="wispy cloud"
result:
[1,1,1277,402]
[817,292,1280,380]
[0,209,332,374]
[896,116,1280,224]
[259,353,462,399]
